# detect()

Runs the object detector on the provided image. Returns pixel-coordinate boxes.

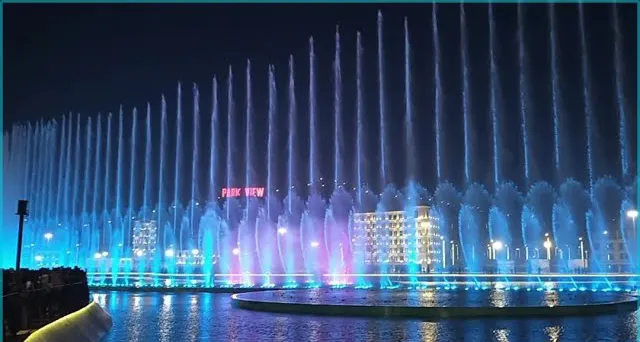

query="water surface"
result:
[94,291,638,342]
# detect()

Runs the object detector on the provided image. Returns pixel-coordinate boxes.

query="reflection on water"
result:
[96,291,638,342]
[493,329,509,342]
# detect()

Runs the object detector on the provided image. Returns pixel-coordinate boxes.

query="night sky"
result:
[4,4,637,200]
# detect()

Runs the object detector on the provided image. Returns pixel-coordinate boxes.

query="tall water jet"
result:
[191,84,200,243]
[226,66,234,217]
[612,5,630,180]
[115,108,124,232]
[208,77,219,282]
[209,77,219,203]
[244,59,258,278]
[377,11,388,189]
[158,96,168,251]
[143,104,152,220]
[309,37,317,187]
[333,27,343,187]
[488,4,502,188]
[81,118,92,263]
[72,115,81,244]
[578,4,595,189]
[403,17,419,281]
[46,121,56,220]
[91,115,102,251]
[549,3,564,178]
[432,4,443,183]
[128,107,138,251]
[245,60,253,209]
[403,17,415,183]
[518,4,531,185]
[222,66,235,281]
[103,113,113,248]
[355,31,364,204]
[267,66,276,220]
[55,116,66,227]
[174,83,183,248]
[287,55,296,211]
[460,4,472,185]
[354,33,366,285]
[63,115,73,225]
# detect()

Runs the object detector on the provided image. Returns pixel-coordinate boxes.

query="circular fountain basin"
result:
[231,288,638,319]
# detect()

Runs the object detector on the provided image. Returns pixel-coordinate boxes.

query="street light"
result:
[543,239,552,260]
[441,236,446,269]
[232,248,240,256]
[310,241,320,248]
[490,240,503,260]
[165,249,175,258]
[44,232,53,245]
[277,227,287,235]
[627,209,638,228]
[492,240,503,251]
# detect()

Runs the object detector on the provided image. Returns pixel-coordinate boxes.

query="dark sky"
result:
[3,4,637,199]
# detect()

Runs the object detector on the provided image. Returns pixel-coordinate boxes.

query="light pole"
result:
[492,240,503,260]
[627,209,638,225]
[544,239,552,260]
[16,200,29,270]
[441,236,446,269]
[44,232,53,247]
[450,241,455,266]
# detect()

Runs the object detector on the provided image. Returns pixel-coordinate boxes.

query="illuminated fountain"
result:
[2,5,636,293]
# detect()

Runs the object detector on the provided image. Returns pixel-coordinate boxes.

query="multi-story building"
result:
[352,206,441,273]
[591,226,637,273]
[132,220,158,258]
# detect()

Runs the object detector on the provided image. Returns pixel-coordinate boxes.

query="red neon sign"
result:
[221,187,265,198]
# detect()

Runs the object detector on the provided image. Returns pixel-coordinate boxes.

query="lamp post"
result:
[44,232,53,244]
[15,200,29,270]
[441,236,446,269]
[543,239,552,260]
[627,209,638,228]
[450,241,455,266]
[492,240,503,260]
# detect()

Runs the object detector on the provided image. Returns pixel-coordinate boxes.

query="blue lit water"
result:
[94,291,638,341]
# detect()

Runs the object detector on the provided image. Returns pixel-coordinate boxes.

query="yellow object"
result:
[25,302,113,342]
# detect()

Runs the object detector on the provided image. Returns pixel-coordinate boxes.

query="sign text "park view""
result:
[221,187,265,198]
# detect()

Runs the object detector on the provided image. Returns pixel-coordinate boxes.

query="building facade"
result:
[352,206,441,273]
[132,220,158,258]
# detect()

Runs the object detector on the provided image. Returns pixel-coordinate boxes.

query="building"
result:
[352,206,441,273]
[591,226,637,273]
[132,220,158,258]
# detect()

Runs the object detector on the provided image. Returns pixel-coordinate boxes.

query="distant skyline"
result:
[4,3,637,194]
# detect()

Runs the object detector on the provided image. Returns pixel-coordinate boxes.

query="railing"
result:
[3,274,90,340]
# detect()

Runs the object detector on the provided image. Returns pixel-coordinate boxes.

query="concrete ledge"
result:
[24,302,112,342]
[231,292,638,319]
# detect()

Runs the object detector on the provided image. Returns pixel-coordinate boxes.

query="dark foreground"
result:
[93,291,639,341]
